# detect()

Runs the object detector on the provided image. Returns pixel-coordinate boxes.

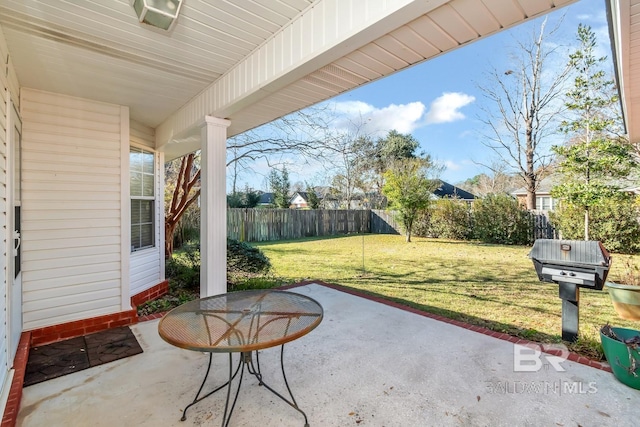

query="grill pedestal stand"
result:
[558,282,579,342]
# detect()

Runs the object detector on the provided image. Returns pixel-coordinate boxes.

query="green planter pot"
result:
[600,326,640,390]
[605,282,640,321]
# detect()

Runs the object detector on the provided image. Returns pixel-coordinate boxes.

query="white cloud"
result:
[332,100,376,116]
[444,160,462,171]
[425,92,475,124]
[331,100,426,137]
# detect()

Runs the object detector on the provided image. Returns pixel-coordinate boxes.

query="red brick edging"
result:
[1,281,170,427]
[29,280,169,347]
[131,280,169,307]
[3,279,614,427]
[1,332,31,427]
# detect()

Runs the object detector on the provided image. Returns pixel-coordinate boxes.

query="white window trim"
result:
[130,144,158,252]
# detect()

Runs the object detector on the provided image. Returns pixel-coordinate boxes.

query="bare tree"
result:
[326,126,374,209]
[459,161,522,197]
[164,106,347,256]
[478,17,572,209]
[226,105,336,180]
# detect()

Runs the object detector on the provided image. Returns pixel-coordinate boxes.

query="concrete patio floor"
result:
[16,283,640,426]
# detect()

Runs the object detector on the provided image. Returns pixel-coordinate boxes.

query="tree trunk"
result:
[526,191,536,210]
[525,172,536,210]
[584,208,589,241]
[165,153,201,258]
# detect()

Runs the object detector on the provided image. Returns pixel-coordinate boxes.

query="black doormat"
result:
[24,326,143,387]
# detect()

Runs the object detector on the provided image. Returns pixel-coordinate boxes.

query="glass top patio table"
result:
[158,289,324,353]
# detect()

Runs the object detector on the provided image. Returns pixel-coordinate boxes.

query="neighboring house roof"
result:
[511,176,558,196]
[258,192,275,205]
[511,175,640,197]
[290,191,310,203]
[433,181,476,200]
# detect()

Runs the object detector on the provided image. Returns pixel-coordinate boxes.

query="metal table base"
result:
[180,345,309,427]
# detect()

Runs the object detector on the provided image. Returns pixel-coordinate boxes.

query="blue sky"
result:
[233,0,613,191]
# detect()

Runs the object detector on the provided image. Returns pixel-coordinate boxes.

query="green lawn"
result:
[254,234,640,359]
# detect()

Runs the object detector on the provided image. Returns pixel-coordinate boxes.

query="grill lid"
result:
[529,239,611,267]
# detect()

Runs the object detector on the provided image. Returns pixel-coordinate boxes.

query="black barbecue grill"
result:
[529,239,611,341]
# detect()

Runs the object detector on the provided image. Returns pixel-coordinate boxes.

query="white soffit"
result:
[158,0,577,159]
[0,0,314,127]
[0,0,577,160]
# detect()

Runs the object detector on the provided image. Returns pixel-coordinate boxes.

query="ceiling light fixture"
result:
[131,0,183,31]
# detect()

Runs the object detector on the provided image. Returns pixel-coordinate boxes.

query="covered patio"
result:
[17,283,639,426]
[3,0,640,424]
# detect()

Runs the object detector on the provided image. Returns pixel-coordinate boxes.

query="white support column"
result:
[200,116,230,297]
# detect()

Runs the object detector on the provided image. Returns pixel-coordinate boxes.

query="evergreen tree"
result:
[268,166,291,208]
[305,182,321,209]
[552,25,636,240]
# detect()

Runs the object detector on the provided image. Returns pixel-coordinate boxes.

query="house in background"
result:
[0,0,580,420]
[511,176,559,211]
[511,176,640,212]
[433,180,476,201]
[290,191,312,209]
[257,192,276,207]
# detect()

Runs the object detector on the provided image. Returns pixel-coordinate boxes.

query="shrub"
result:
[412,208,433,238]
[165,239,272,292]
[472,194,532,245]
[227,238,272,275]
[550,194,640,254]
[172,206,200,251]
[165,242,201,290]
[428,198,472,240]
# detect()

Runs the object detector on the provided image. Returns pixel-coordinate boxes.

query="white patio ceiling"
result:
[0,0,576,160]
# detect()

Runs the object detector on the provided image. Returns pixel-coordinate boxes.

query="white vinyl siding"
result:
[0,26,10,409]
[20,88,125,330]
[0,22,19,412]
[130,120,155,149]
[129,121,163,297]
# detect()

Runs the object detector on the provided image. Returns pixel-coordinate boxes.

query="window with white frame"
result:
[130,146,155,251]
[536,196,556,211]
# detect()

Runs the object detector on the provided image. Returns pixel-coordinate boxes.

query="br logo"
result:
[513,343,570,372]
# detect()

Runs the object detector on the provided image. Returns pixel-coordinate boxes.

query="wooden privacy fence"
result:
[226,208,556,243]
[370,209,401,235]
[529,210,558,240]
[227,209,375,242]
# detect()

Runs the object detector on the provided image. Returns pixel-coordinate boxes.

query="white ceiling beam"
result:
[155,0,449,149]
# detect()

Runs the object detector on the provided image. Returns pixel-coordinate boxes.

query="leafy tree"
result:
[268,166,291,208]
[367,130,420,204]
[378,130,419,161]
[552,24,637,240]
[227,185,261,208]
[550,193,640,253]
[382,157,441,242]
[305,182,321,209]
[478,18,571,209]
